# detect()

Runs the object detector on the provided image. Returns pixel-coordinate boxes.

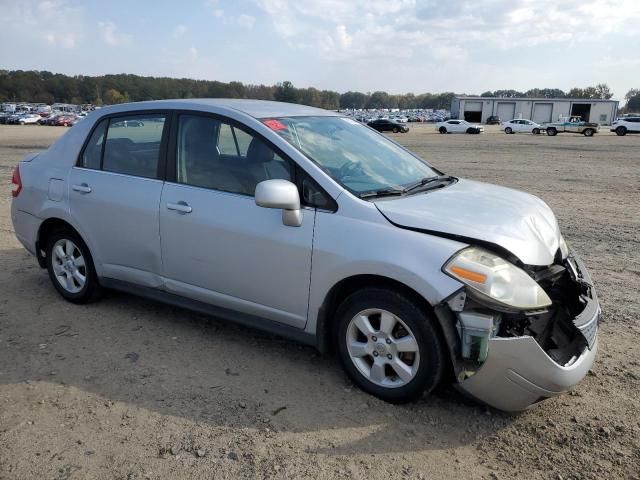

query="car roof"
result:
[95,99,339,119]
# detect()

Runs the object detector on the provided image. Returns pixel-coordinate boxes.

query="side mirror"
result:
[255,179,303,227]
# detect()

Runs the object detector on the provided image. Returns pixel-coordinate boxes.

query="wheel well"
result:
[36,218,80,267]
[316,274,457,380]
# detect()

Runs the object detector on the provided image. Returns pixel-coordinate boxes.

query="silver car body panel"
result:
[69,167,165,288]
[160,183,315,328]
[375,178,563,266]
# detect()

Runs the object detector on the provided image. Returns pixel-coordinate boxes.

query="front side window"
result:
[176,114,292,196]
[102,114,166,178]
[263,116,438,195]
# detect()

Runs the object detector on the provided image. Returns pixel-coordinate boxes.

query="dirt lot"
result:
[0,123,639,480]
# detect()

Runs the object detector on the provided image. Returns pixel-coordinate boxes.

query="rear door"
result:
[159,113,315,328]
[69,112,168,287]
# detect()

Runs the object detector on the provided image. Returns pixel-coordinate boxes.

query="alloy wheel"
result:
[346,308,420,388]
[51,238,86,294]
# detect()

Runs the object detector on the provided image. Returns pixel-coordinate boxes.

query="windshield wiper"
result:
[402,175,454,194]
[358,187,405,199]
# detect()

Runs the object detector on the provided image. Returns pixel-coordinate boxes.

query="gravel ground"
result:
[0,123,638,480]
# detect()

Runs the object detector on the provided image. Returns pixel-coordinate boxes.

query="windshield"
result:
[262,116,439,194]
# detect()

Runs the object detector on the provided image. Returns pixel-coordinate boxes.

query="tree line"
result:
[0,70,637,111]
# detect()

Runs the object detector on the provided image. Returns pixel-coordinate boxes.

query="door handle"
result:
[72,183,92,194]
[167,201,192,214]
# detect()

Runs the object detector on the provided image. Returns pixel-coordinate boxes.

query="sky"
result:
[1,0,639,100]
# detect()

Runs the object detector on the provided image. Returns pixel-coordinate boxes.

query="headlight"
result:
[443,247,552,310]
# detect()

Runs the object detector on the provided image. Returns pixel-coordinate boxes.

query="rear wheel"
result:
[615,126,627,136]
[504,127,513,134]
[547,127,558,136]
[336,288,445,403]
[46,229,102,304]
[583,128,595,137]
[439,127,447,134]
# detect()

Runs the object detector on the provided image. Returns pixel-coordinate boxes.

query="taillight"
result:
[11,165,22,198]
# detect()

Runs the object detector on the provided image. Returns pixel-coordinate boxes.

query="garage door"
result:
[533,103,553,124]
[464,101,482,112]
[497,102,516,121]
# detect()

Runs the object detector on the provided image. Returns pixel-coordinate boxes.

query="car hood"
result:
[375,179,563,266]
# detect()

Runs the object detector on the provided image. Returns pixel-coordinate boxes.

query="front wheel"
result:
[583,128,595,137]
[532,128,540,135]
[439,127,447,134]
[547,127,558,136]
[504,127,512,134]
[392,127,399,133]
[336,288,445,403]
[615,126,627,136]
[46,229,102,304]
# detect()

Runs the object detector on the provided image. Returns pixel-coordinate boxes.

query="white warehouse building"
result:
[451,96,619,125]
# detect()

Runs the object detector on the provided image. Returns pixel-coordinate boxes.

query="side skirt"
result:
[100,278,318,348]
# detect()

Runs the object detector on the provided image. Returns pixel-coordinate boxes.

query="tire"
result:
[583,128,595,137]
[46,228,102,304]
[547,127,558,136]
[615,127,626,136]
[392,127,399,133]
[504,127,512,134]
[19,121,25,125]
[532,128,540,135]
[336,288,445,404]
[439,127,447,134]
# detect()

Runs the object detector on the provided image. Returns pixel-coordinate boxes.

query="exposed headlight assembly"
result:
[444,247,552,311]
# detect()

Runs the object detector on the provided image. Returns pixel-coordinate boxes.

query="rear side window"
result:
[102,115,166,178]
[81,119,107,169]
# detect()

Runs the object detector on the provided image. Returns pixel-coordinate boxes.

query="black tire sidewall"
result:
[46,229,100,303]
[547,128,557,136]
[616,127,626,136]
[335,288,445,403]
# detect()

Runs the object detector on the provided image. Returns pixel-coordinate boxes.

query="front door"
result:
[159,113,314,328]
[69,113,168,287]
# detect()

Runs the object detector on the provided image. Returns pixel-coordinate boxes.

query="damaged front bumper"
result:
[452,252,600,411]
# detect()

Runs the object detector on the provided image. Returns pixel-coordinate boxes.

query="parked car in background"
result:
[545,116,599,137]
[501,119,543,135]
[486,115,501,125]
[610,117,640,136]
[436,120,484,134]
[16,113,42,125]
[52,115,77,127]
[10,99,599,412]
[367,118,409,133]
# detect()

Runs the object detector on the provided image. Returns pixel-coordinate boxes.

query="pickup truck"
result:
[545,116,599,136]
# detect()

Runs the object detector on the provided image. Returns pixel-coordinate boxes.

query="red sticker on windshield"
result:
[263,119,287,131]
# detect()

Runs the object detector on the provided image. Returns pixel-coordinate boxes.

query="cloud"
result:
[98,21,131,46]
[2,0,84,48]
[189,46,199,60]
[172,24,188,38]
[237,14,256,29]
[254,0,640,59]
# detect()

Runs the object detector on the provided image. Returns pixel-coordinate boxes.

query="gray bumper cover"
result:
[457,252,600,411]
[458,334,597,411]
